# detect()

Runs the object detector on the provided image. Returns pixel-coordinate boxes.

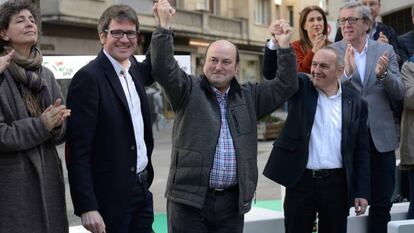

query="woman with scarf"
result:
[0,1,70,232]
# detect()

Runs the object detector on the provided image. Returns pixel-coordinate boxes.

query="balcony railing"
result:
[40,0,248,42]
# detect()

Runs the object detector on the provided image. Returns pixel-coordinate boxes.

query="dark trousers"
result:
[167,187,244,233]
[408,170,414,219]
[284,169,349,233]
[106,179,154,233]
[368,142,396,233]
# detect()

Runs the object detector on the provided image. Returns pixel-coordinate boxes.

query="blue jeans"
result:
[368,144,396,233]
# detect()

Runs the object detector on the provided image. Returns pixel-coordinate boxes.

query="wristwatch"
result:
[377,70,388,81]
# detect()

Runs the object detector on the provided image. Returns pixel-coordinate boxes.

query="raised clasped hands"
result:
[269,19,293,49]
[40,98,71,131]
[152,0,176,29]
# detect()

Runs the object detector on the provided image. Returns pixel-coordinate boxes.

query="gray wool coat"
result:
[0,66,68,233]
[400,61,414,169]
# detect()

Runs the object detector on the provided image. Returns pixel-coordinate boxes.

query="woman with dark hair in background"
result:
[263,5,330,78]
[0,1,70,232]
[293,5,330,73]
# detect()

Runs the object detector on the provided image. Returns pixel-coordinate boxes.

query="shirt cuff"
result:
[266,40,278,50]
[343,70,352,80]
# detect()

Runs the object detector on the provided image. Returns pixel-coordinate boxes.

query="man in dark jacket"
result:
[152,1,298,232]
[264,47,370,233]
[67,5,154,233]
[398,5,414,63]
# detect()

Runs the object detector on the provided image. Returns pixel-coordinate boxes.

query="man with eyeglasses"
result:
[67,4,155,233]
[330,2,404,233]
[335,0,401,66]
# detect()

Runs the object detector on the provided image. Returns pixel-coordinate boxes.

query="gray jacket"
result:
[400,61,414,168]
[150,27,298,214]
[330,39,404,152]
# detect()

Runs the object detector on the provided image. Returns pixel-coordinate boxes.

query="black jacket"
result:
[263,74,370,206]
[398,29,414,63]
[66,51,154,224]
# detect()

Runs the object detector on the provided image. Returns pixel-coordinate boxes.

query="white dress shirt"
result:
[104,50,148,173]
[344,37,369,83]
[307,82,343,169]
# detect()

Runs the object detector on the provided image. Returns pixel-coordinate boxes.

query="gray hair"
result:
[339,1,372,24]
[411,5,414,17]
[321,47,344,68]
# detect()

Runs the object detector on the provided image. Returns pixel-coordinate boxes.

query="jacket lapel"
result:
[98,51,130,113]
[363,40,378,90]
[341,88,353,155]
[129,58,151,127]
[307,82,318,129]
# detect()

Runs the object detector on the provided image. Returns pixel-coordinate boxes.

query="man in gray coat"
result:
[151,1,298,232]
[330,2,404,233]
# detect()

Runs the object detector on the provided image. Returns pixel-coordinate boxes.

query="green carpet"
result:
[152,199,282,233]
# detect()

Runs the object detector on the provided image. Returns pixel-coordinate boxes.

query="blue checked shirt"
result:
[209,88,237,189]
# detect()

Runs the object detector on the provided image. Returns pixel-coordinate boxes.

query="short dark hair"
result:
[0,0,41,52]
[97,4,139,33]
[340,1,372,24]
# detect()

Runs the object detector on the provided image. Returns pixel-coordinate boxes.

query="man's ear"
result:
[337,66,344,78]
[98,31,106,45]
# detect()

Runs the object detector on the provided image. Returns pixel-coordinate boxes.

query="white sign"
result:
[43,55,191,79]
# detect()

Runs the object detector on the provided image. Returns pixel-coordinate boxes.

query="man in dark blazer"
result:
[66,5,154,233]
[264,47,370,233]
[398,5,414,64]
[330,2,404,233]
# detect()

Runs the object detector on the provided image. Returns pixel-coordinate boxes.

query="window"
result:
[287,6,294,28]
[209,0,220,15]
[255,0,271,25]
[382,7,412,35]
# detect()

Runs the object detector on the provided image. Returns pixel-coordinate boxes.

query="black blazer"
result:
[66,50,154,224]
[263,74,370,206]
[398,30,414,64]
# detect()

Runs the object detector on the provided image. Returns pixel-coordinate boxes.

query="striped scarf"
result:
[5,46,51,117]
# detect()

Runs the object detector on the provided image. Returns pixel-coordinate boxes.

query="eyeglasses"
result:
[337,17,362,25]
[104,29,138,39]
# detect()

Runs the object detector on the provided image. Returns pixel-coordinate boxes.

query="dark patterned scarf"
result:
[5,46,51,117]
